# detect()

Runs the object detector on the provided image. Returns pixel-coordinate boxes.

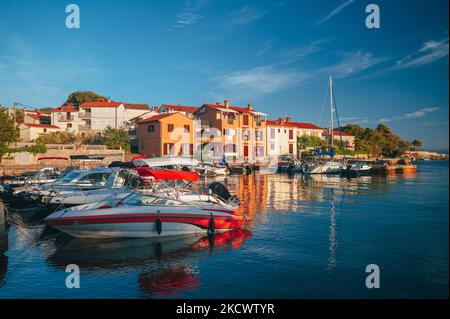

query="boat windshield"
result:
[123,193,191,206]
[60,171,81,183]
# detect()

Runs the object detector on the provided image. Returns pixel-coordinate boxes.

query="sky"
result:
[0,0,448,150]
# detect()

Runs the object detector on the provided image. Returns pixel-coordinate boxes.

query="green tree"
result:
[36,131,76,144]
[411,139,422,148]
[27,140,47,155]
[297,135,327,150]
[0,107,19,144]
[65,91,107,106]
[103,126,130,152]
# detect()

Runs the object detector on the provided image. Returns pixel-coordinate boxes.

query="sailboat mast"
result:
[329,76,334,147]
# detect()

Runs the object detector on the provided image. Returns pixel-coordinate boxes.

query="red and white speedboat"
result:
[45,191,248,239]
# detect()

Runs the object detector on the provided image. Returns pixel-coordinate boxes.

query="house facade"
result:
[19,123,61,142]
[137,112,195,157]
[193,100,267,163]
[266,117,297,158]
[77,99,150,134]
[50,104,82,133]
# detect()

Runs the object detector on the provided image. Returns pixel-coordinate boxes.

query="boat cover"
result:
[132,168,199,182]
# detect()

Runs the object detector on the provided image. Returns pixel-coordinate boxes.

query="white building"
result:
[19,123,61,142]
[50,99,150,135]
[266,117,297,158]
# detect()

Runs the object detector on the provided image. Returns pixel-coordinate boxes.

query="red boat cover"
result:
[132,167,199,182]
[131,155,149,161]
[37,156,69,161]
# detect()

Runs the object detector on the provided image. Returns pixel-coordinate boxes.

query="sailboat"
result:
[302,76,346,175]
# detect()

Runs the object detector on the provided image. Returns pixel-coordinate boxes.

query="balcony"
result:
[78,124,92,131]
[78,112,92,119]
[58,114,74,122]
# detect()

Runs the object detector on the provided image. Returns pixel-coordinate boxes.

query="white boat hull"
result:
[303,162,344,174]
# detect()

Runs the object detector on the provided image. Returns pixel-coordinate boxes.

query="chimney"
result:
[153,106,159,112]
[278,117,284,125]
[248,103,253,110]
[224,100,229,109]
[285,116,291,122]
[107,98,112,103]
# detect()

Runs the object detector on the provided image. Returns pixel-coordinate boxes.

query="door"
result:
[243,145,249,157]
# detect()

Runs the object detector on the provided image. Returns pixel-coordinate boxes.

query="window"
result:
[181,143,193,155]
[168,124,174,132]
[255,130,263,141]
[270,143,275,150]
[242,130,250,141]
[289,130,293,139]
[148,125,155,132]
[67,123,72,128]
[270,128,275,139]
[254,146,264,157]
[43,129,47,133]
[184,125,190,133]
[278,129,280,133]
[163,143,174,155]
[77,173,110,186]
[243,115,249,126]
[289,144,294,154]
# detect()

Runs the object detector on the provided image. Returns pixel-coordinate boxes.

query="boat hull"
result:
[45,207,247,239]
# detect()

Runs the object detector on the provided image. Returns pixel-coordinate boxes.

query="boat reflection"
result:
[48,229,251,297]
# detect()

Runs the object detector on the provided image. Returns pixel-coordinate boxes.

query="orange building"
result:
[194,100,267,163]
[137,112,194,157]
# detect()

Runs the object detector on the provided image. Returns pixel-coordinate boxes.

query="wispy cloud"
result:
[319,51,387,78]
[280,40,328,64]
[214,65,310,100]
[316,0,355,26]
[378,107,440,123]
[395,38,449,69]
[225,6,268,30]
[168,0,211,30]
[257,39,274,56]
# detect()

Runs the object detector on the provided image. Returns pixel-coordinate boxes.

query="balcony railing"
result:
[58,114,74,122]
[78,124,92,130]
[78,112,92,119]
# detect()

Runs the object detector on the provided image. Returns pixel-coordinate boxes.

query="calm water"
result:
[0,161,448,298]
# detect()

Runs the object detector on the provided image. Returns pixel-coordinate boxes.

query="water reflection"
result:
[0,223,7,286]
[48,230,251,297]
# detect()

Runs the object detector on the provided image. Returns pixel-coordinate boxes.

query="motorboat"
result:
[45,191,249,239]
[302,161,345,174]
[132,156,200,171]
[195,162,229,176]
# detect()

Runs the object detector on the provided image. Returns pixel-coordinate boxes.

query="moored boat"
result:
[45,192,248,238]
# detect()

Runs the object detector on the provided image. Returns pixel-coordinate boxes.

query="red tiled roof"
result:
[123,103,150,110]
[138,113,175,124]
[23,123,60,129]
[200,103,255,113]
[331,129,353,137]
[79,101,122,108]
[162,104,198,113]
[51,104,79,113]
[266,119,322,130]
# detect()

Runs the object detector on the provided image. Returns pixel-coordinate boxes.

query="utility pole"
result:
[13,102,18,148]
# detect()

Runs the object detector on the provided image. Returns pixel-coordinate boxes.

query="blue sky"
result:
[0,0,448,150]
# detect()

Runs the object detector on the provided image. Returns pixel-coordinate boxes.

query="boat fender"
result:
[208,213,215,235]
[156,212,162,235]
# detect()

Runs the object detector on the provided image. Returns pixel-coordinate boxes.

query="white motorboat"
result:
[132,156,199,170]
[195,162,229,176]
[302,161,345,174]
[45,191,249,239]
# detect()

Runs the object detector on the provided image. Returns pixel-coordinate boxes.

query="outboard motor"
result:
[208,182,240,207]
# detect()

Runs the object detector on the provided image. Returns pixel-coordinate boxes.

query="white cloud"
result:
[215,65,310,100]
[316,0,355,25]
[257,39,274,56]
[378,107,440,123]
[319,51,387,78]
[226,6,268,29]
[280,40,327,64]
[396,38,449,69]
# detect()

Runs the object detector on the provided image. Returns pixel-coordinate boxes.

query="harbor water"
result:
[0,161,448,298]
